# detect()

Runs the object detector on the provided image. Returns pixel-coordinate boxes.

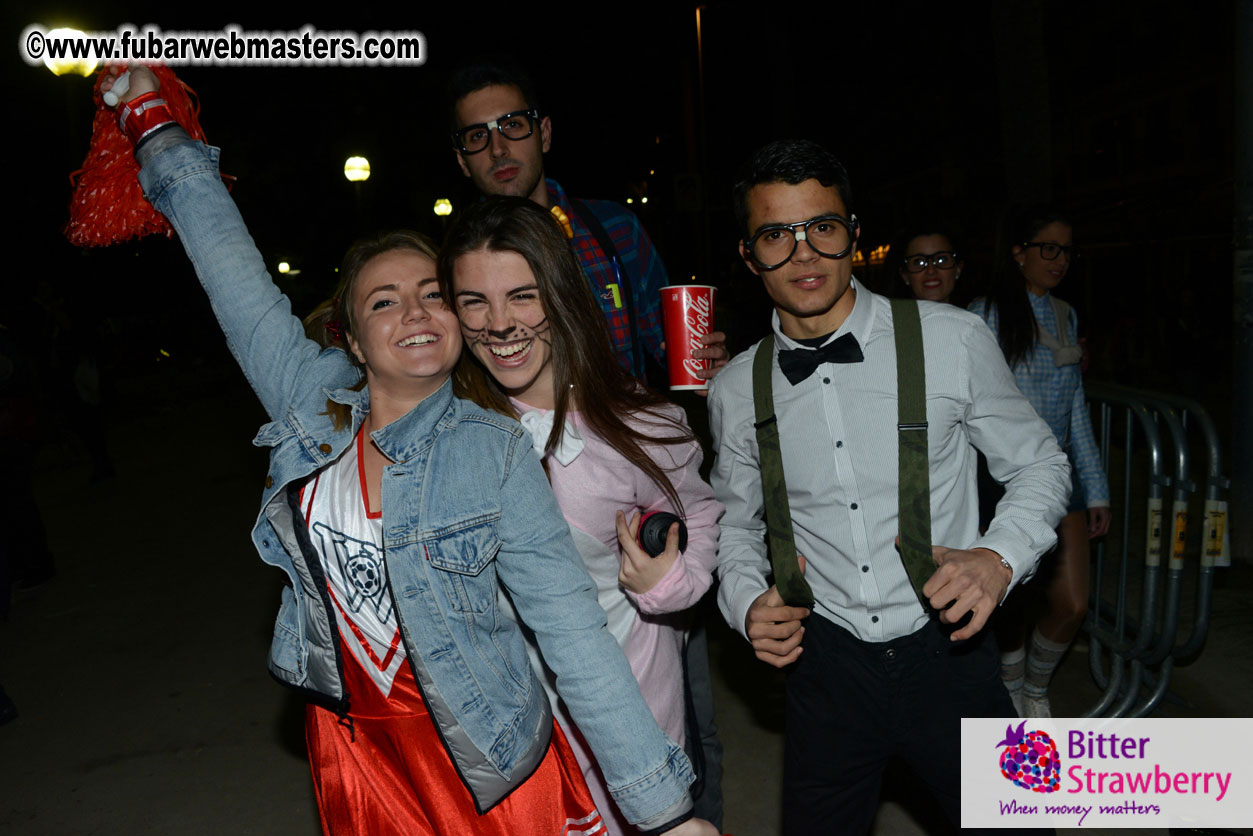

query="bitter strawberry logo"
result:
[996,721,1061,793]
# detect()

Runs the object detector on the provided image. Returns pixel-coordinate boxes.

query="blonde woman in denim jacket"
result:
[103,66,715,836]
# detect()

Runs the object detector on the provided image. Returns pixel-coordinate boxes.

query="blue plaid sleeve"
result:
[612,211,667,368]
[1063,308,1110,507]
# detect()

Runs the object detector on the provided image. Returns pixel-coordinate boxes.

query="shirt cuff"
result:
[969,535,1037,602]
[718,571,769,642]
[1087,500,1111,509]
[627,556,685,614]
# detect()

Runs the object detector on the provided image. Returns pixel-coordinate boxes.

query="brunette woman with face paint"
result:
[439,197,722,836]
[969,206,1111,718]
[100,65,716,836]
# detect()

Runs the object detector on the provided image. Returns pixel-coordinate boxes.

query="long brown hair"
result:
[302,230,441,432]
[985,205,1072,369]
[437,197,693,513]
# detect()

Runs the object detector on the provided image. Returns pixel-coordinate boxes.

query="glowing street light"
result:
[277,261,290,274]
[343,156,371,182]
[42,28,98,76]
[433,198,453,217]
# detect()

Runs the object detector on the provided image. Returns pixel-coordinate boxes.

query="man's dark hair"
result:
[447,59,541,131]
[732,139,854,237]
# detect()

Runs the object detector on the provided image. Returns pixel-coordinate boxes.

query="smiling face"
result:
[451,247,556,409]
[739,178,860,339]
[900,233,961,304]
[1014,220,1073,296]
[344,249,462,404]
[453,84,552,206]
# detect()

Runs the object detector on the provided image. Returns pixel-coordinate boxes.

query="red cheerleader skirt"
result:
[306,638,606,836]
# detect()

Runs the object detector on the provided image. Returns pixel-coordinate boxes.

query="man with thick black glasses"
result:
[447,61,726,383]
[707,139,1071,833]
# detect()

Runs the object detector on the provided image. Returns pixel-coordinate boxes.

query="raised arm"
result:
[108,67,353,421]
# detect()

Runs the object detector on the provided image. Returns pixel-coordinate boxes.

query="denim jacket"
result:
[138,137,693,829]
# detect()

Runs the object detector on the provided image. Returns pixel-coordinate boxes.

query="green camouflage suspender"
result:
[752,337,814,607]
[751,298,932,607]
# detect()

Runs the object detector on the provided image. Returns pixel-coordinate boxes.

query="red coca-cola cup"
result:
[661,284,716,390]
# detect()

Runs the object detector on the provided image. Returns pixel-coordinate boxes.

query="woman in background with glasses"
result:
[969,206,1111,718]
[894,226,964,305]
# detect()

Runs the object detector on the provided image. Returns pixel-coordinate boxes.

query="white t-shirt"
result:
[300,430,406,697]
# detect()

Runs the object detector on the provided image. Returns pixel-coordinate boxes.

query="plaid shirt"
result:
[969,293,1110,507]
[547,179,666,377]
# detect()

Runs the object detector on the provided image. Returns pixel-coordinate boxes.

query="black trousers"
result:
[783,613,1015,835]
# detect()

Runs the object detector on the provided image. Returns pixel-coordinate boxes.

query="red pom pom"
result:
[64,65,213,248]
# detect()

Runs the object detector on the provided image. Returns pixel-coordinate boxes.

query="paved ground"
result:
[2,363,1251,835]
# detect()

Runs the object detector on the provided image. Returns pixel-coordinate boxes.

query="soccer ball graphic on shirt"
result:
[347,552,383,596]
[996,721,1061,793]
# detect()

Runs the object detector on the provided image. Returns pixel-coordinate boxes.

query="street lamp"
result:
[344,156,370,183]
[433,198,452,217]
[42,28,97,77]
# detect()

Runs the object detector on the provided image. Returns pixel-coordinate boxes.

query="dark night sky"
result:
[5,2,1238,409]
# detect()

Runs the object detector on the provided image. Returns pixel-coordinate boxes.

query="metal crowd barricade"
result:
[1081,382,1231,717]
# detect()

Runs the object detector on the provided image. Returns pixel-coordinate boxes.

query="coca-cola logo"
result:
[681,291,712,378]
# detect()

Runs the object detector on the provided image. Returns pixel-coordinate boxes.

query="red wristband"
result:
[117,91,175,145]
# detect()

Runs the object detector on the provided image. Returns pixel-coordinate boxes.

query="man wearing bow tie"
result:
[707,139,1071,833]
[447,60,727,381]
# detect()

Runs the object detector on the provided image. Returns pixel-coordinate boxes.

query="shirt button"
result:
[823,377,831,384]
[836,440,844,448]
[862,565,869,573]
[851,502,859,510]
[885,647,894,658]
[319,443,332,454]
[265,476,274,488]
[872,616,880,624]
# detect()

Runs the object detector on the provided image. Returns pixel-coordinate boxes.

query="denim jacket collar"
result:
[365,378,456,464]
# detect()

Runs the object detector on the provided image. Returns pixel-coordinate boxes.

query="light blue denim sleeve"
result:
[138,139,352,422]
[492,439,693,829]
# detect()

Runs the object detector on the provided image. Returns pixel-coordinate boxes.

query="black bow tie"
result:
[777,333,864,385]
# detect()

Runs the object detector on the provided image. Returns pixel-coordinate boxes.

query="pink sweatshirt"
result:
[513,399,722,834]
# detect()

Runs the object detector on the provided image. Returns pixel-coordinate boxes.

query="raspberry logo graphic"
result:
[996,721,1061,793]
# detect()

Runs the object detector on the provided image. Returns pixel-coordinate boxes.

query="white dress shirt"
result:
[709,279,1071,643]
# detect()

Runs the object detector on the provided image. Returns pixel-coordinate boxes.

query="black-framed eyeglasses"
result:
[452,109,541,154]
[745,214,860,270]
[1021,241,1079,261]
[902,251,960,272]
